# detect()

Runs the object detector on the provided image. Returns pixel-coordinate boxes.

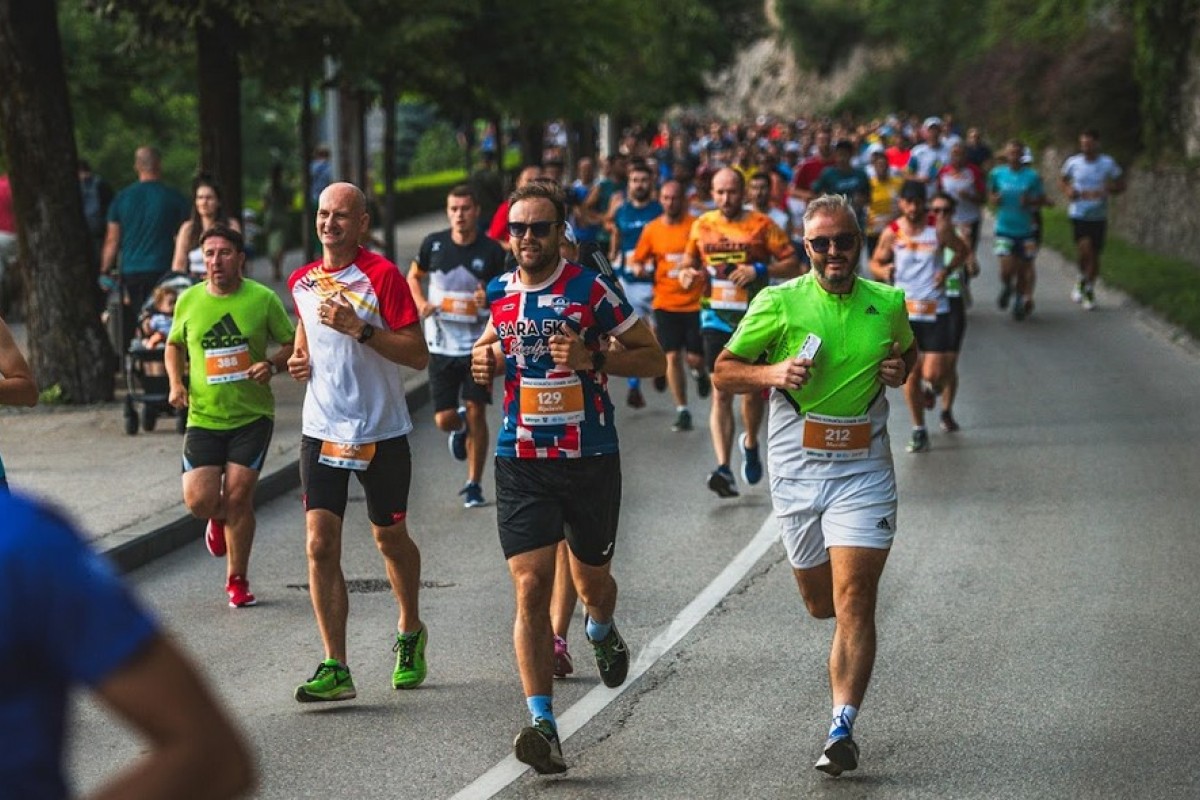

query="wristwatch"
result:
[357,323,376,344]
[268,362,278,375]
[591,350,607,372]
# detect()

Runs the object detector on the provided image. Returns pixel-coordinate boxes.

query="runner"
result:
[906,117,952,195]
[287,182,431,702]
[470,180,665,774]
[682,167,799,497]
[936,141,986,258]
[811,140,872,227]
[609,162,664,408]
[713,193,916,777]
[631,179,706,431]
[988,139,1046,321]
[865,149,903,267]
[869,181,968,453]
[928,192,976,432]
[165,224,295,607]
[407,185,507,507]
[1060,128,1125,311]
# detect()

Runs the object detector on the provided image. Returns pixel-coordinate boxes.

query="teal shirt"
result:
[107,181,189,275]
[988,165,1043,239]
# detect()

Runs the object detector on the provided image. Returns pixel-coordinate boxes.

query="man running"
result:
[682,167,799,497]
[471,180,664,774]
[906,117,952,195]
[407,185,507,507]
[1060,129,1124,311]
[631,179,706,431]
[870,181,968,453]
[609,161,664,408]
[287,183,431,702]
[165,224,294,608]
[713,193,916,777]
[927,192,976,432]
[988,139,1046,320]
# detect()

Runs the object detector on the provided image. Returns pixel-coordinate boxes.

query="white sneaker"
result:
[1070,281,1084,304]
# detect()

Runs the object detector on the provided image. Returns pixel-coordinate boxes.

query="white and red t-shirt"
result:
[289,247,420,444]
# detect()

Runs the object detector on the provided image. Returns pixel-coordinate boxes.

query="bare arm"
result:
[0,317,37,407]
[87,635,255,800]
[165,341,188,409]
[406,262,434,319]
[713,348,812,395]
[287,318,310,381]
[869,229,896,283]
[937,217,970,274]
[171,222,191,274]
[548,318,665,378]
[101,222,120,274]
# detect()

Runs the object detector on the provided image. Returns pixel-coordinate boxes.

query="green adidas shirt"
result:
[168,279,295,430]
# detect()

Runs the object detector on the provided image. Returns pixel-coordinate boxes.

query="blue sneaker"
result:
[815,723,859,776]
[739,434,763,485]
[448,406,468,461]
[459,481,485,508]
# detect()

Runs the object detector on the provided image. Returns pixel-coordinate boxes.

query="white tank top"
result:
[891,218,947,320]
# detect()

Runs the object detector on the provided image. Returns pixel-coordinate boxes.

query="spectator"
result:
[172,173,241,277]
[0,313,37,492]
[100,146,190,345]
[0,491,255,798]
[78,159,114,265]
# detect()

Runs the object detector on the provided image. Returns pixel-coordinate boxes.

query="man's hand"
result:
[287,344,311,381]
[549,326,587,371]
[471,342,497,385]
[729,263,757,288]
[318,293,362,337]
[678,266,701,290]
[248,361,273,385]
[168,384,188,409]
[417,299,436,319]
[878,342,907,388]
[765,355,812,391]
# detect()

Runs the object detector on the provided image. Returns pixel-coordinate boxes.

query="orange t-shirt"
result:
[631,213,702,312]
[685,210,796,327]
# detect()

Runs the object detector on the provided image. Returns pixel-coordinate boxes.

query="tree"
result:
[0,1,115,402]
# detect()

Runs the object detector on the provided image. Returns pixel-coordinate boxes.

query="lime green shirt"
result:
[168,279,295,430]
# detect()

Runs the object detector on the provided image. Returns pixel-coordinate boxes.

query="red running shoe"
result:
[226,574,257,608]
[553,635,574,678]
[205,518,227,557]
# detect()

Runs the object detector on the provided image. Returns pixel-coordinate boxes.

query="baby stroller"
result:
[122,272,194,435]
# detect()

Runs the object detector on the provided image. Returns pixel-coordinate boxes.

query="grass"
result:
[1041,208,1200,340]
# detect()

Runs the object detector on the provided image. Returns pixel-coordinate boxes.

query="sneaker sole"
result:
[816,738,859,776]
[706,473,739,498]
[228,597,258,608]
[463,499,487,508]
[513,727,567,774]
[294,686,356,703]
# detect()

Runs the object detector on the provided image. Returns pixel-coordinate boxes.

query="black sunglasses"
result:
[806,233,858,253]
[508,220,559,238]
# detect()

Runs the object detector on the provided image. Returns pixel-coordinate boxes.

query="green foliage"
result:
[38,384,66,405]
[1130,0,1200,158]
[408,121,464,177]
[775,0,868,76]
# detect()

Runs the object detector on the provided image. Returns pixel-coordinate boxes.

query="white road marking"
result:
[449,514,779,800]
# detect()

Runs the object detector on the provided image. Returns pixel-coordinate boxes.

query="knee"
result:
[805,598,836,620]
[833,583,878,624]
[306,528,339,564]
[373,524,413,560]
[184,491,220,520]
[224,484,255,515]
[511,568,554,612]
[433,409,460,432]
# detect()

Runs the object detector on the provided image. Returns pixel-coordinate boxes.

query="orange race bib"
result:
[438,291,480,323]
[710,278,749,311]
[802,413,872,460]
[204,344,252,384]
[519,375,585,426]
[317,440,376,471]
[905,298,939,322]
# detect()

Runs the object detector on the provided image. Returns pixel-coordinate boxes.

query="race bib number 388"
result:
[204,344,251,384]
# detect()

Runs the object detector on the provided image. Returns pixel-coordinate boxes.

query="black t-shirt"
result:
[414,229,508,354]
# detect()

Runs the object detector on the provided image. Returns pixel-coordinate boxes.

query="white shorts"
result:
[771,469,897,569]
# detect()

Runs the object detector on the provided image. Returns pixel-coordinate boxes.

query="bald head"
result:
[134,146,162,179]
[320,182,367,215]
[712,168,746,220]
[316,182,370,266]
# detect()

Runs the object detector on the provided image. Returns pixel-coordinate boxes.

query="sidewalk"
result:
[2,211,446,571]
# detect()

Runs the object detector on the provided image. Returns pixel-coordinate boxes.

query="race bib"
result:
[519,374,585,426]
[802,413,872,460]
[318,440,376,471]
[438,291,480,323]
[905,298,939,322]
[710,278,749,311]
[944,271,962,298]
[204,344,251,384]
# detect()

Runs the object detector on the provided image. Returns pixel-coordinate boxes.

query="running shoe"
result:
[585,617,630,688]
[627,386,646,409]
[694,369,711,399]
[513,717,567,775]
[392,626,428,689]
[997,281,1013,311]
[706,466,739,498]
[1012,296,1027,321]
[553,635,574,678]
[205,518,226,557]
[1070,280,1085,304]
[814,725,859,777]
[939,410,960,433]
[653,374,668,392]
[672,408,693,432]
[906,428,930,453]
[225,574,257,608]
[1082,286,1096,311]
[448,406,468,462]
[739,433,763,485]
[295,658,356,702]
[459,481,486,508]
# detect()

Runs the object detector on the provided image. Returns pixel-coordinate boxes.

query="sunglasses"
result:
[806,233,858,253]
[930,206,952,214]
[508,220,559,238]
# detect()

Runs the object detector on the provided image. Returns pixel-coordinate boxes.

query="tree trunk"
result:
[381,79,397,263]
[196,11,243,219]
[519,119,542,167]
[0,2,114,402]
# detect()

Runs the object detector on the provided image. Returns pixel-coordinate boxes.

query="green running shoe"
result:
[586,617,630,688]
[513,717,567,775]
[294,658,356,702]
[392,626,428,689]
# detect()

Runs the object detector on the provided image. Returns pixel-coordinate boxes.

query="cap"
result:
[923,116,943,129]
[1021,147,1034,165]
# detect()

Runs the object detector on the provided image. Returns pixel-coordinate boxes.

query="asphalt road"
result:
[67,242,1200,799]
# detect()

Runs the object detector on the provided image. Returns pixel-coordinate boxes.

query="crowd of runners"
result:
[1,113,1128,795]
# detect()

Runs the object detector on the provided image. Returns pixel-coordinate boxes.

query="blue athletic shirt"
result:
[988,165,1044,238]
[613,200,663,283]
[0,492,158,800]
[487,259,637,459]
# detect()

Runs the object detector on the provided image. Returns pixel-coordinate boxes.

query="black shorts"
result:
[429,353,491,412]
[495,453,621,566]
[654,310,702,355]
[1071,219,1108,253]
[182,417,274,472]
[702,329,733,374]
[946,297,967,352]
[911,313,956,354]
[300,434,412,527]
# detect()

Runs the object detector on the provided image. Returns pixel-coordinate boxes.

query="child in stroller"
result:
[123,273,193,434]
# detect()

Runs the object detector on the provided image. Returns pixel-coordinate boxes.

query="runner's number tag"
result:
[519,375,585,425]
[318,441,376,471]
[904,298,939,322]
[205,344,252,384]
[802,413,872,460]
[438,291,480,323]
